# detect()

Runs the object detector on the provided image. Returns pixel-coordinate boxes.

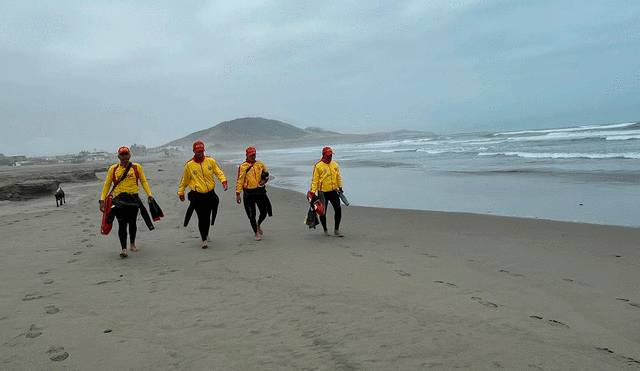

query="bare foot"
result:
[323,230,331,237]
[255,233,261,241]
[119,249,128,258]
[130,244,138,252]
[334,230,344,237]
[201,242,208,249]
[257,225,264,235]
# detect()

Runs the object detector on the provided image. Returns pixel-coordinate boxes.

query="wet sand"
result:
[0,156,639,370]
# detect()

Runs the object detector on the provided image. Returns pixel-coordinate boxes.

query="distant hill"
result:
[160,117,434,150]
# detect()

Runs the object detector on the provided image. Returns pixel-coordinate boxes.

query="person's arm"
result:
[100,165,115,201]
[177,163,191,200]
[310,163,321,193]
[335,162,342,190]
[137,164,153,198]
[236,163,246,203]
[212,160,228,191]
[259,161,269,185]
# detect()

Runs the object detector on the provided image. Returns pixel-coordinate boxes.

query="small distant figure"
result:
[55,188,65,207]
[308,146,344,237]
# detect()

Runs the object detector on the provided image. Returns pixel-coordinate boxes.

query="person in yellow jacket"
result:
[308,146,344,237]
[177,141,228,249]
[236,147,272,241]
[99,146,155,258]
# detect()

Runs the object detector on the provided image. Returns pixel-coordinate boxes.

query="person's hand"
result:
[236,193,242,204]
[222,181,228,191]
[99,200,105,212]
[339,187,343,192]
[148,196,154,204]
[179,194,185,202]
[307,191,315,200]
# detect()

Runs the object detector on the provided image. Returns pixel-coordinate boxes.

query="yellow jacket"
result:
[178,157,227,196]
[100,162,152,200]
[236,160,268,195]
[310,160,342,193]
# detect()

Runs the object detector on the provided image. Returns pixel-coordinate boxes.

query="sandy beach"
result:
[1,156,639,371]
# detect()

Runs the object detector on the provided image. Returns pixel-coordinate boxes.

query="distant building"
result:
[130,144,147,156]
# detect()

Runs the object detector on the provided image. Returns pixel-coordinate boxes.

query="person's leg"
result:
[326,191,343,236]
[194,206,211,248]
[256,195,269,236]
[209,191,220,226]
[243,194,259,237]
[318,192,330,236]
[115,209,128,257]
[128,208,139,251]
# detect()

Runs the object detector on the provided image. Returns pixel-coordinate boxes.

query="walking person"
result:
[308,146,344,237]
[99,146,155,258]
[178,141,228,249]
[236,147,272,241]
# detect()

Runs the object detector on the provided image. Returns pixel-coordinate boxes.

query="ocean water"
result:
[244,122,640,227]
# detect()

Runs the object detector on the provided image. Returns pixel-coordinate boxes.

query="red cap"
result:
[246,147,257,157]
[193,141,205,152]
[118,146,130,155]
[322,146,333,156]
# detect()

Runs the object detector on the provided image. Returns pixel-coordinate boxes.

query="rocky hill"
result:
[160,117,433,150]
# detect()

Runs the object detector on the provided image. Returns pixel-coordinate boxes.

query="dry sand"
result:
[1,156,639,370]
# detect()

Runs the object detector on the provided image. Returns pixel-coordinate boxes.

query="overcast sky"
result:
[1,1,639,157]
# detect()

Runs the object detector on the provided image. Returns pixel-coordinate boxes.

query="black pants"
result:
[190,190,220,241]
[243,189,272,233]
[115,206,139,250]
[319,190,341,231]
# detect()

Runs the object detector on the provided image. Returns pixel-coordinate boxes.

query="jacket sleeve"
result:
[236,163,246,195]
[310,163,320,193]
[177,163,191,196]
[100,165,115,200]
[334,162,342,189]
[137,164,153,197]
[212,160,227,184]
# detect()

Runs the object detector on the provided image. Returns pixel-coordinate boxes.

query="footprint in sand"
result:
[422,253,438,258]
[23,294,45,301]
[394,270,411,277]
[73,251,83,255]
[350,252,363,257]
[547,319,570,329]
[43,279,54,284]
[48,346,69,362]
[38,270,51,275]
[25,324,42,338]
[233,249,254,255]
[45,306,59,314]
[435,281,458,288]
[596,347,640,367]
[471,296,498,308]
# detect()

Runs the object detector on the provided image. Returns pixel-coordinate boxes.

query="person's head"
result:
[193,141,205,158]
[246,146,257,161]
[322,146,333,160]
[118,146,131,162]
